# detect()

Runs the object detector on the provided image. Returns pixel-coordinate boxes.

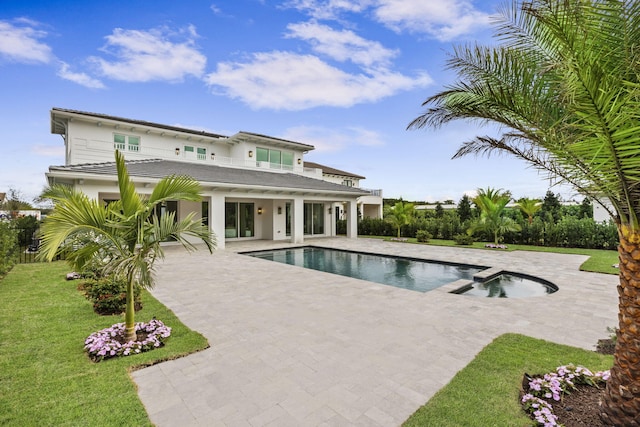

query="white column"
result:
[210,193,226,250]
[291,197,304,244]
[346,199,357,239]
[327,203,335,237]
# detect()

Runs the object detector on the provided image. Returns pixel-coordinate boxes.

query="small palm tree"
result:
[514,198,542,225]
[384,201,415,238]
[470,188,520,244]
[38,150,215,341]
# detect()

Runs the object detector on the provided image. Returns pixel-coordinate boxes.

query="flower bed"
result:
[84,319,171,362]
[521,364,610,426]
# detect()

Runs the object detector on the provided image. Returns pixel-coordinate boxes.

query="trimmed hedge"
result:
[339,213,618,250]
[0,221,19,277]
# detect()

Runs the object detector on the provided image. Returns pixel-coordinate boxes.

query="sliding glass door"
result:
[225,202,254,238]
[303,203,324,235]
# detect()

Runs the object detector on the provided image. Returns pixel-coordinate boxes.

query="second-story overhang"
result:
[227,131,315,151]
[50,108,228,143]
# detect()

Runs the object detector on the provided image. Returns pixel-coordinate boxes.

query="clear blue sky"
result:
[0,0,575,205]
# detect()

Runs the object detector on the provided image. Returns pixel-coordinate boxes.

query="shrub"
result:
[416,230,432,243]
[454,233,475,245]
[0,221,19,277]
[357,218,394,236]
[83,276,142,315]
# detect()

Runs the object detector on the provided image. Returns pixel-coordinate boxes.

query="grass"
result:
[403,334,613,427]
[373,236,620,275]
[0,261,209,426]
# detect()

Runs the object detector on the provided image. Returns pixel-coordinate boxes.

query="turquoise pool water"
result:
[245,246,486,293]
[461,273,557,298]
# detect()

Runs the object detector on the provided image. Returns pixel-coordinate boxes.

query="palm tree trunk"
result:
[124,276,136,342]
[600,225,640,426]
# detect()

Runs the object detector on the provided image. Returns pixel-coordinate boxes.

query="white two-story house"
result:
[46,108,382,248]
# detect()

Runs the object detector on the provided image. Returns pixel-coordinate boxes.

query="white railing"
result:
[361,188,383,197]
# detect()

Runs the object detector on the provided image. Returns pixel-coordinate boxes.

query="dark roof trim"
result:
[230,131,315,151]
[303,161,366,179]
[51,107,229,140]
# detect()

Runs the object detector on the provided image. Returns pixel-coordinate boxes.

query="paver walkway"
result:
[132,238,619,426]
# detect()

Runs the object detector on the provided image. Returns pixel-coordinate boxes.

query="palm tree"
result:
[38,150,215,342]
[408,1,640,423]
[470,187,520,244]
[514,197,542,225]
[384,200,415,238]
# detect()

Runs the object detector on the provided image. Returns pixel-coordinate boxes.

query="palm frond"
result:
[410,0,640,228]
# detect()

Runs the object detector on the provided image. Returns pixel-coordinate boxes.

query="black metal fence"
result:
[17,244,68,264]
[14,226,67,264]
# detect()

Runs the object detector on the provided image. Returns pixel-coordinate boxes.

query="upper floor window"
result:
[184,145,206,160]
[256,147,294,169]
[114,134,140,152]
[342,180,354,187]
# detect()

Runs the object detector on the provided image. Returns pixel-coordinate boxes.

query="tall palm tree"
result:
[514,197,542,225]
[409,1,640,423]
[384,200,415,238]
[470,187,520,244]
[38,150,215,342]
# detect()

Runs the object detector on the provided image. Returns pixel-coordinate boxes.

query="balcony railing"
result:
[360,188,383,197]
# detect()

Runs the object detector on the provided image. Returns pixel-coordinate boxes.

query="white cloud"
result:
[206,51,431,110]
[282,0,372,20]
[373,0,492,41]
[285,21,397,68]
[57,61,105,89]
[0,20,53,64]
[282,125,385,152]
[283,0,491,41]
[89,26,206,82]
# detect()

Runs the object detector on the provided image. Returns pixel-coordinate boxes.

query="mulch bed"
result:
[550,385,607,427]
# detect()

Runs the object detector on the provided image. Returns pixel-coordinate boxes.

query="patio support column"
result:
[327,203,335,237]
[291,197,304,244]
[210,193,225,250]
[346,199,357,239]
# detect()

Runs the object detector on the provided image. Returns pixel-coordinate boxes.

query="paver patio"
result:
[132,238,619,426]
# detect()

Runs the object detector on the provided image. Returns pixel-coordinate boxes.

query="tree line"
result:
[339,189,617,250]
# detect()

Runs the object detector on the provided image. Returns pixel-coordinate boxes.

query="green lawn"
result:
[0,262,209,426]
[403,334,613,427]
[373,236,620,275]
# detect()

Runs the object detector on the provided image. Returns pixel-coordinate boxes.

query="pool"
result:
[455,273,558,298]
[244,246,487,293]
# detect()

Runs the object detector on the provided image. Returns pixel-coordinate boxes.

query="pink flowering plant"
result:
[521,364,610,426]
[84,319,172,362]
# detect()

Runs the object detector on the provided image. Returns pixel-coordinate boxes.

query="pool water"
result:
[461,274,557,298]
[245,246,486,293]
